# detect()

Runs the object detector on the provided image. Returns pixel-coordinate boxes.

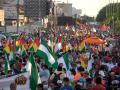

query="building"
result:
[1,0,28,26]
[56,3,72,17]
[72,7,82,18]
[0,9,4,26]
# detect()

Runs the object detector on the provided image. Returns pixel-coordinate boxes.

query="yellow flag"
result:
[66,43,69,52]
[4,45,10,54]
[33,43,38,52]
[16,41,19,46]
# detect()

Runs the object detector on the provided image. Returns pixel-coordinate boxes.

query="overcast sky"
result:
[57,0,119,17]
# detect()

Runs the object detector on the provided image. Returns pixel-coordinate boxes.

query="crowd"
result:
[0,26,120,90]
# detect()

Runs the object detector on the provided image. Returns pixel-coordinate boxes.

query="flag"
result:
[16,46,21,55]
[28,38,33,49]
[87,53,94,78]
[87,58,93,72]
[20,38,25,46]
[4,44,10,54]
[58,53,70,70]
[34,38,40,47]
[4,54,10,75]
[36,39,58,69]
[16,39,20,47]
[89,68,94,78]
[9,50,15,64]
[54,42,62,55]
[65,43,69,52]
[88,51,92,60]
[21,45,27,57]
[80,41,86,53]
[15,39,20,53]
[33,38,40,52]
[80,55,87,68]
[81,59,87,68]
[49,35,55,52]
[54,35,62,55]
[33,42,38,52]
[74,43,78,51]
[98,57,101,66]
[29,55,41,90]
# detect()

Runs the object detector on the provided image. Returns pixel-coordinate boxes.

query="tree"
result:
[96,3,120,33]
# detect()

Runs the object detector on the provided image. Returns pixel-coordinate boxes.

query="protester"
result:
[60,77,73,90]
[37,84,44,90]
[40,64,50,90]
[0,25,120,90]
[91,77,106,90]
[10,82,17,90]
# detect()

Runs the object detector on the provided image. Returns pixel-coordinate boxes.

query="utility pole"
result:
[112,0,115,35]
[117,0,119,21]
[67,0,68,3]
[17,0,20,33]
[106,3,108,18]
[109,0,111,17]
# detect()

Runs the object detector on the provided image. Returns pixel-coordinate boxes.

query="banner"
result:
[0,72,30,90]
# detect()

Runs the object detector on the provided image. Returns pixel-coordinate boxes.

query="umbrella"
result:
[84,37,105,44]
[99,25,109,30]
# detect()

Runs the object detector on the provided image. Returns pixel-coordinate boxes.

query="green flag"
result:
[80,41,86,53]
[87,53,94,78]
[58,53,70,70]
[36,39,58,69]
[9,50,16,64]
[21,45,27,57]
[4,54,10,75]
[29,55,41,90]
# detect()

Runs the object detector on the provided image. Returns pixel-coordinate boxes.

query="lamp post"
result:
[17,0,19,33]
[117,0,119,21]
[109,0,111,17]
[67,0,68,3]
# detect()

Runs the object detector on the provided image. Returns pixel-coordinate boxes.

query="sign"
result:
[0,72,30,90]
[3,6,17,19]
[0,9,4,26]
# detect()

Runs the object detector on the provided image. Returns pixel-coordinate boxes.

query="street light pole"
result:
[117,0,119,20]
[17,0,19,33]
[106,3,108,18]
[111,0,115,35]
[109,0,111,17]
[67,0,68,3]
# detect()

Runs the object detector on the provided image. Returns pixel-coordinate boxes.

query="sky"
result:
[57,0,119,17]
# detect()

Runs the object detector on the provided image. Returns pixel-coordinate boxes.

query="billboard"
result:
[57,3,72,17]
[57,16,75,26]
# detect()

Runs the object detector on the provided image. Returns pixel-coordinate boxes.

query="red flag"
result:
[98,57,101,65]
[99,24,108,30]
[20,38,24,45]
[58,35,62,43]
[34,38,40,47]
